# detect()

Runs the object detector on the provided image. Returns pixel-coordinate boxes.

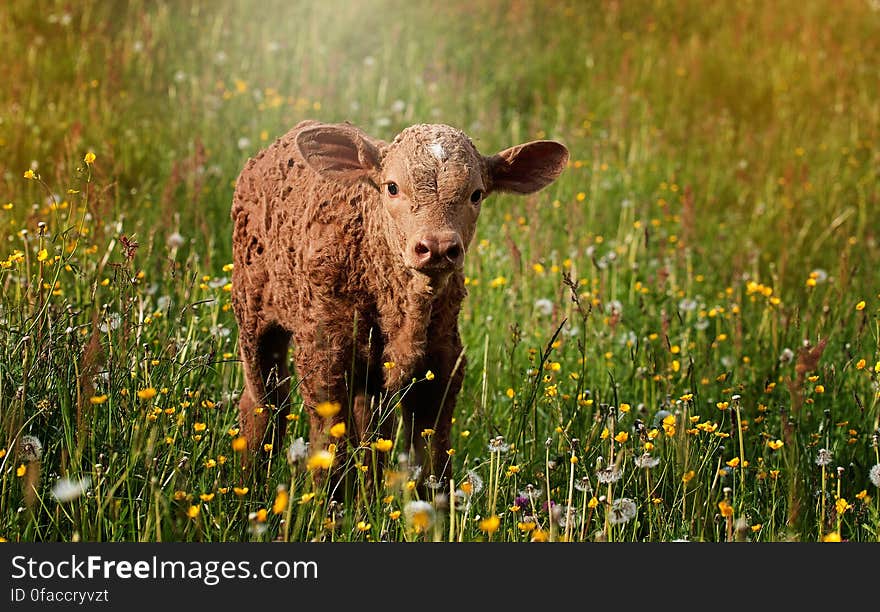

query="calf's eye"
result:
[387,182,399,197]
[470,189,483,203]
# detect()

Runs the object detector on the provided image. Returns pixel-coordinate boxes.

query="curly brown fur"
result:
[231,120,568,496]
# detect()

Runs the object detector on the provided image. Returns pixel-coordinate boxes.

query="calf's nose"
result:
[414,232,464,268]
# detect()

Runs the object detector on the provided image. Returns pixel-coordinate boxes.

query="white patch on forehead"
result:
[428,142,447,161]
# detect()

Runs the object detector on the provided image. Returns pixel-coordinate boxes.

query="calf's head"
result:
[297,122,569,278]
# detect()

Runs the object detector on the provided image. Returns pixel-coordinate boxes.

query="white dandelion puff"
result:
[634,453,661,469]
[287,437,308,464]
[403,500,435,532]
[607,498,637,525]
[488,436,510,454]
[166,232,185,249]
[596,465,622,484]
[816,448,833,467]
[51,476,92,503]
[17,435,43,462]
[869,464,880,488]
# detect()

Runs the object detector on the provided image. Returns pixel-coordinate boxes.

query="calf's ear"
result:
[486,140,569,194]
[296,123,382,186]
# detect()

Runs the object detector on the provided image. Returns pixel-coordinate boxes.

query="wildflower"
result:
[199,493,215,502]
[50,476,92,503]
[531,529,549,542]
[726,457,741,468]
[287,437,308,463]
[17,435,43,462]
[373,438,393,452]
[23,169,37,180]
[425,370,435,381]
[389,510,401,520]
[233,487,249,496]
[488,436,510,453]
[37,249,48,262]
[768,439,784,451]
[534,298,554,316]
[816,449,833,467]
[614,431,629,444]
[823,532,841,542]
[718,500,733,518]
[596,466,622,484]
[356,521,371,532]
[856,359,866,370]
[682,470,696,484]
[306,450,333,470]
[186,505,200,519]
[575,476,592,493]
[231,437,247,452]
[404,501,435,533]
[314,401,340,418]
[16,464,26,477]
[835,498,850,515]
[607,498,637,525]
[464,470,484,495]
[329,422,346,438]
[479,515,500,534]
[166,232,185,249]
[855,300,866,311]
[634,453,660,469]
[90,394,108,405]
[137,387,157,400]
[84,152,96,165]
[869,464,880,487]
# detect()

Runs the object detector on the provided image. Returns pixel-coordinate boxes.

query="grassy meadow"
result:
[1,0,879,543]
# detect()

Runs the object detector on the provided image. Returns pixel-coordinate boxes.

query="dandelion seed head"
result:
[869,464,880,488]
[488,436,510,454]
[635,453,661,469]
[816,448,833,467]
[404,500,435,532]
[287,437,308,464]
[51,476,92,503]
[17,435,42,462]
[166,232,185,249]
[608,497,637,525]
[534,298,554,316]
[596,465,622,484]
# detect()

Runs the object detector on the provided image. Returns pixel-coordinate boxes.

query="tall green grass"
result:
[1,0,878,542]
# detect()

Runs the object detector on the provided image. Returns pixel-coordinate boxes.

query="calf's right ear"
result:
[486,140,569,195]
[296,123,382,187]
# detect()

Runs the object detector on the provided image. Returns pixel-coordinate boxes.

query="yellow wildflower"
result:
[137,387,157,400]
[314,401,341,418]
[373,438,393,452]
[272,489,289,514]
[479,515,500,534]
[306,450,334,470]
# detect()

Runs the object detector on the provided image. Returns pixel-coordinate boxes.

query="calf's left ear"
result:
[486,140,569,194]
[296,123,382,186]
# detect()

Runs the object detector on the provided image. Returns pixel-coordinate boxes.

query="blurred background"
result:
[2,0,877,272]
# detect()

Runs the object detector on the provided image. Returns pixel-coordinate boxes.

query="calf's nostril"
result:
[445,244,462,261]
[415,242,431,257]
